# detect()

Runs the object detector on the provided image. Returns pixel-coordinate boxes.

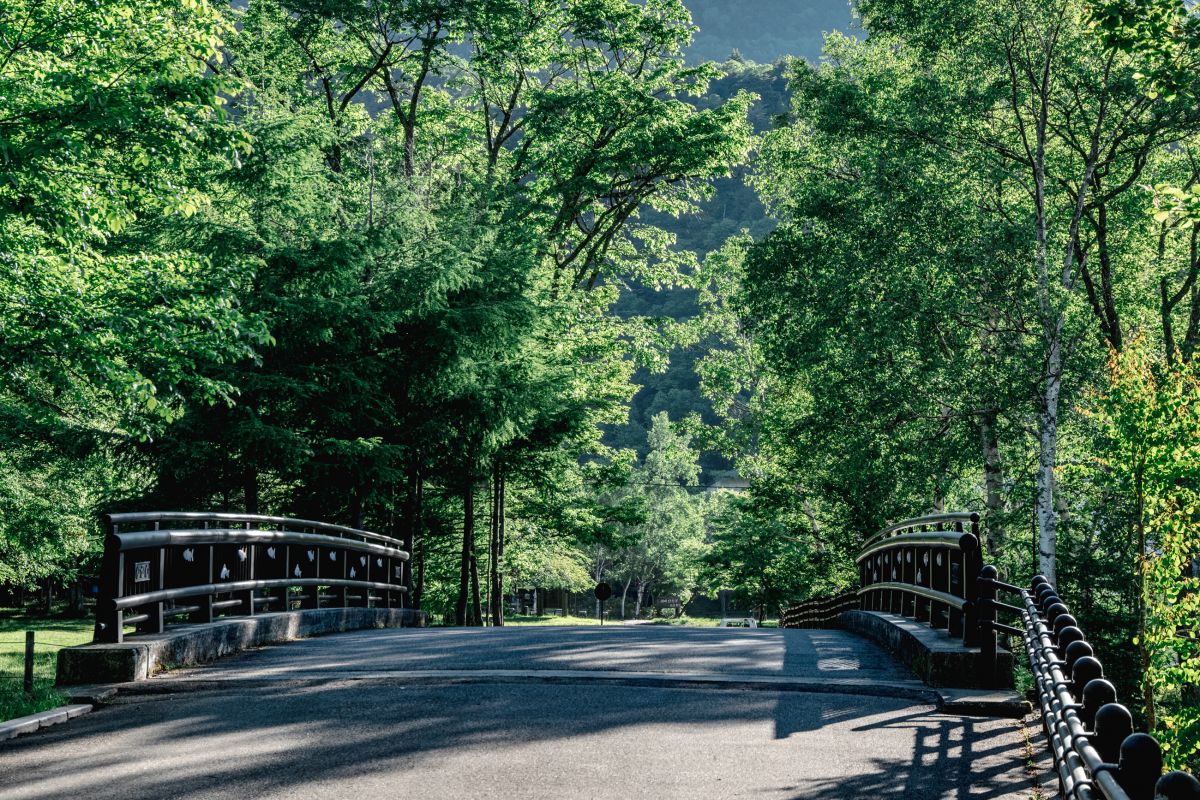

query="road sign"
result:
[593,582,612,601]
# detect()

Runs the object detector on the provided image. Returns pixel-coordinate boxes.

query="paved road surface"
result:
[0,626,1048,799]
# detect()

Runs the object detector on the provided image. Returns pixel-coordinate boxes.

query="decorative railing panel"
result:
[94,512,410,643]
[856,512,983,644]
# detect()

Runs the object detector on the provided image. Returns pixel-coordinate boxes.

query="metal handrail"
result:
[861,512,980,549]
[856,582,966,610]
[110,528,408,560]
[106,511,400,546]
[93,511,411,643]
[856,532,973,562]
[979,571,1200,800]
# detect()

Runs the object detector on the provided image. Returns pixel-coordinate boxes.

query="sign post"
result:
[593,582,612,626]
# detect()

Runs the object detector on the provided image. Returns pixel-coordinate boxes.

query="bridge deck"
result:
[0,626,1048,799]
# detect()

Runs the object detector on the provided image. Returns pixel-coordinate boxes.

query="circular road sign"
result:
[593,582,612,601]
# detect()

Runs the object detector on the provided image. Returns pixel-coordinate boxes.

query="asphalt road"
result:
[0,626,1048,799]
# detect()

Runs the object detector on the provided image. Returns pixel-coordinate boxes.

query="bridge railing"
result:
[978,570,1199,800]
[779,512,983,642]
[93,512,411,644]
[856,512,983,645]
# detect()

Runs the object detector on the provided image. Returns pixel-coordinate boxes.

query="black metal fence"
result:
[990,573,1199,800]
[779,511,1200,797]
[94,512,411,644]
[779,512,984,640]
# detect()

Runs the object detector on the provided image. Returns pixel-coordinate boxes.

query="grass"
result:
[0,609,94,722]
[503,614,603,626]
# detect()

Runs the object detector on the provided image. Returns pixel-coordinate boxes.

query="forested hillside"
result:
[606,2,855,475]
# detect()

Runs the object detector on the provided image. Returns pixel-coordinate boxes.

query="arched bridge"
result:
[0,511,1194,800]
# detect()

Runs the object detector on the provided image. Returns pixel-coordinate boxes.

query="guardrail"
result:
[979,570,1199,800]
[94,512,411,644]
[857,512,983,644]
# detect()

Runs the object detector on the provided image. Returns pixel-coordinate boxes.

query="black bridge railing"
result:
[780,512,983,643]
[94,512,411,643]
[856,512,982,644]
[778,510,1198,797]
[979,571,1200,800]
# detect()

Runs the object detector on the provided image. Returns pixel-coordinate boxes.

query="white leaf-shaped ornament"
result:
[307,550,316,562]
[916,570,923,583]
[183,548,195,563]
[219,564,230,580]
[294,564,302,578]
[238,548,247,562]
[329,551,337,561]
[360,556,367,567]
[376,558,383,568]
[349,567,357,578]
[267,547,277,559]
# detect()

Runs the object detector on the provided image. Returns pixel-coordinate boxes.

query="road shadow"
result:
[0,627,1043,799]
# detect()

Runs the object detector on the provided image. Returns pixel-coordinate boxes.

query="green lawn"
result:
[503,614,603,626]
[0,610,94,722]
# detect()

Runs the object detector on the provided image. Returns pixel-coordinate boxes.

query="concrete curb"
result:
[936,688,1031,719]
[0,704,91,743]
[57,607,428,685]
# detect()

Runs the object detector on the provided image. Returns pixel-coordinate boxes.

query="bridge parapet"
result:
[93,511,411,644]
[781,512,983,641]
[857,512,982,645]
[782,511,1199,798]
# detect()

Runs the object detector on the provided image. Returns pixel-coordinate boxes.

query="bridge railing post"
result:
[93,515,123,643]
[976,564,998,687]
[962,521,982,648]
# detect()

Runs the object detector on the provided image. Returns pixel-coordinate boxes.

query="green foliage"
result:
[1084,339,1200,770]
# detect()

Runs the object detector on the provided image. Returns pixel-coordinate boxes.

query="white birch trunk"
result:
[1037,324,1063,585]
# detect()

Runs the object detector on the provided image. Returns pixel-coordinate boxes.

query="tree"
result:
[1083,338,1200,770]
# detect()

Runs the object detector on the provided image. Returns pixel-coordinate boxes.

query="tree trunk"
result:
[1134,472,1156,728]
[455,485,475,626]
[592,546,606,618]
[980,407,1005,556]
[634,580,646,618]
[620,576,632,619]
[1036,324,1063,585]
[490,465,505,627]
[469,553,482,627]
[244,469,259,515]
